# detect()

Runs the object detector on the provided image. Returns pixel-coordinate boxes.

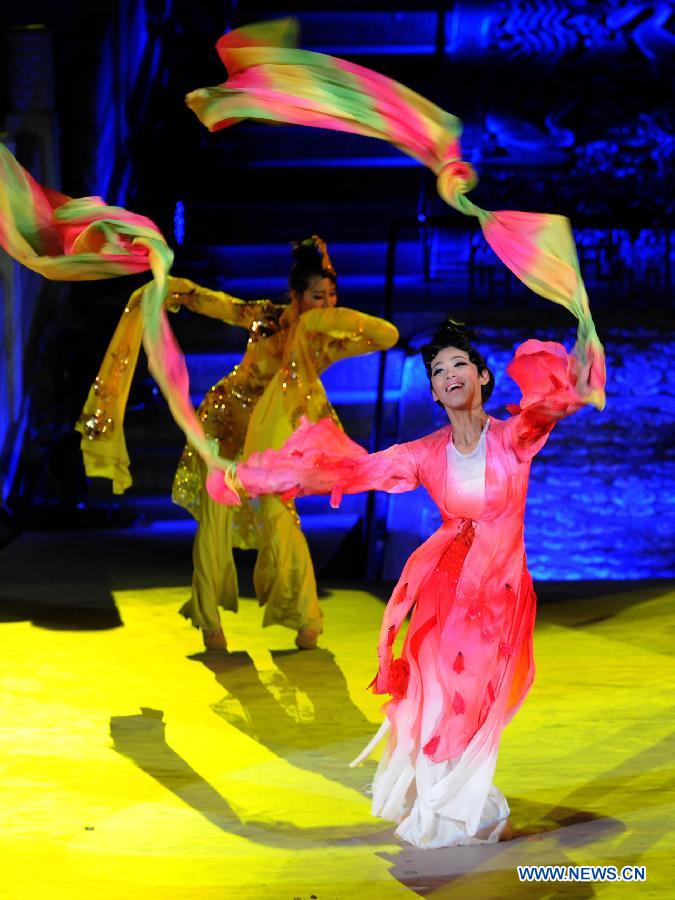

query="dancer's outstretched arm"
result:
[502,337,606,463]
[225,417,420,508]
[300,306,399,366]
[166,276,281,331]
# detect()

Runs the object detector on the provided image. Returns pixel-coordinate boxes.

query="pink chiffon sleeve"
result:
[235,416,420,505]
[503,338,606,462]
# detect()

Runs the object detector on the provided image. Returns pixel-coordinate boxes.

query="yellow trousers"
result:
[179,490,323,634]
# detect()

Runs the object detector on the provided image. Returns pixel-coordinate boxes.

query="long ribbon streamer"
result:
[187,18,604,409]
[0,142,240,499]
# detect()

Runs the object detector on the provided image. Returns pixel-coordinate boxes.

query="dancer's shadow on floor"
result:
[191,648,380,793]
[507,796,612,838]
[0,597,122,630]
[381,795,618,899]
[386,854,598,899]
[110,707,386,848]
[382,734,662,898]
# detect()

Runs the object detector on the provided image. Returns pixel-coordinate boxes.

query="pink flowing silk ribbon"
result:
[187,18,604,409]
[0,142,240,501]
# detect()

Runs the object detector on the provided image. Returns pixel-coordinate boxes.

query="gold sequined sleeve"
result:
[301,307,399,370]
[167,276,279,330]
[74,281,197,494]
[75,286,146,494]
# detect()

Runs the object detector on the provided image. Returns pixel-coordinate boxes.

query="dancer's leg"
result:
[253,495,323,643]
[179,486,239,647]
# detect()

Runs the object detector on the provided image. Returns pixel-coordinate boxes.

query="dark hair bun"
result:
[428,318,478,350]
[289,235,337,293]
[291,237,324,269]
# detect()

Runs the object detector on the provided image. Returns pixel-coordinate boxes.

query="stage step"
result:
[187,240,425,278]
[180,198,418,244]
[181,347,404,396]
[107,493,363,575]
[166,274,477,335]
[271,11,438,55]
[122,491,365,521]
[182,163,426,211]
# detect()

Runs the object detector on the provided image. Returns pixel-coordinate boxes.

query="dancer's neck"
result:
[447,408,489,454]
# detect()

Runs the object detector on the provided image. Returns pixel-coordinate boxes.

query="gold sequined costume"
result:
[77,277,399,633]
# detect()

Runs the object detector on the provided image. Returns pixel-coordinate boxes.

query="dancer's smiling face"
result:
[292,275,337,313]
[429,346,490,411]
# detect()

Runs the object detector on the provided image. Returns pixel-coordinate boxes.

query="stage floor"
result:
[0,530,673,898]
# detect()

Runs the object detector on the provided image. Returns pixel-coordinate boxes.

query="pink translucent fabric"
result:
[236,338,605,764]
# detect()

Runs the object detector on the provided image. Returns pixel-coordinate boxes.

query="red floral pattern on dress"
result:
[393,581,409,605]
[388,658,410,699]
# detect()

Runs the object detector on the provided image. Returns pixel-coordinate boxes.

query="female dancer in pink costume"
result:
[217,318,605,848]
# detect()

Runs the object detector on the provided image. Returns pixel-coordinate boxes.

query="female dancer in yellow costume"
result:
[77,236,398,651]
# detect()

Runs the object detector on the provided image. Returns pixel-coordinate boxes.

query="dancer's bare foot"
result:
[202,627,228,651]
[498,819,515,841]
[295,627,320,650]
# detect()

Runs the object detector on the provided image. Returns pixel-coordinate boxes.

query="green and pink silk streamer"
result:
[0,142,230,484]
[187,17,605,409]
[0,18,604,502]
